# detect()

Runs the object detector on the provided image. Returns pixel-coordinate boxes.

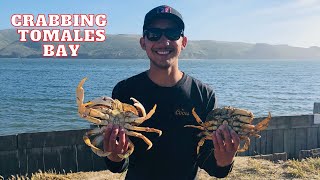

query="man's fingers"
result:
[231,130,240,151]
[215,129,226,151]
[221,125,233,151]
[124,136,129,152]
[212,131,220,150]
[109,125,120,151]
[116,128,126,153]
[104,124,113,151]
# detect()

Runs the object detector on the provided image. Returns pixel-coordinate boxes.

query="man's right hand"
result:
[103,124,129,162]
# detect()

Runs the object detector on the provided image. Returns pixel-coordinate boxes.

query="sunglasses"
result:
[143,28,184,41]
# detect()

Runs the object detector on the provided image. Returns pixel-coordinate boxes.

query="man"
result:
[103,5,240,179]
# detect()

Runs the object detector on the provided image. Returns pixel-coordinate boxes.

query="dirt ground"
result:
[5,157,320,180]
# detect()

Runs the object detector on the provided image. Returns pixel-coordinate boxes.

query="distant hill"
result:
[1,29,319,59]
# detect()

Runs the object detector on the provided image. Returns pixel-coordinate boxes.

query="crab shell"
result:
[184,106,271,153]
[206,106,256,135]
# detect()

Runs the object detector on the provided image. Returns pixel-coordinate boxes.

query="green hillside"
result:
[1,29,319,59]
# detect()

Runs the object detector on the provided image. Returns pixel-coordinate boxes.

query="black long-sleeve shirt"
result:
[104,71,233,179]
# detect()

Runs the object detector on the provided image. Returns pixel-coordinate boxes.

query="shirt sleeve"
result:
[197,90,234,178]
[104,156,129,173]
[103,80,130,173]
[197,141,234,178]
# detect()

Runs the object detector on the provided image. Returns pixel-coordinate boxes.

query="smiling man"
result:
[103,5,239,180]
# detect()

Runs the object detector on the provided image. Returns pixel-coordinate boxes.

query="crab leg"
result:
[184,125,206,130]
[90,135,112,157]
[203,121,219,130]
[82,106,110,119]
[241,124,255,129]
[83,127,111,157]
[199,131,214,137]
[81,108,111,124]
[254,112,271,131]
[192,108,204,125]
[90,132,135,158]
[125,130,153,150]
[128,104,157,124]
[76,77,111,124]
[124,124,162,136]
[83,127,106,150]
[130,97,147,117]
[237,116,254,123]
[187,108,218,130]
[238,136,250,152]
[232,108,253,117]
[118,140,135,159]
[81,116,101,124]
[196,135,213,154]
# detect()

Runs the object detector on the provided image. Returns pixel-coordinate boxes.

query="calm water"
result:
[0,58,319,135]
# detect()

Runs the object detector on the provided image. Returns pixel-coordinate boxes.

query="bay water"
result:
[0,58,319,135]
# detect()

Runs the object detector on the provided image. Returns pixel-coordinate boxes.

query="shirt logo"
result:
[175,109,190,116]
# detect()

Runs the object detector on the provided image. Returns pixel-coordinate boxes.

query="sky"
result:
[1,0,320,48]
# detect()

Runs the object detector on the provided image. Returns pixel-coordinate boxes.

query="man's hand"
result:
[212,124,240,167]
[103,124,129,162]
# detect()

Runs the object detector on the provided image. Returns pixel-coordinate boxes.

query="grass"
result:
[6,157,320,180]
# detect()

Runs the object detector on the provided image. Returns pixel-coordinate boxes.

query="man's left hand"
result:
[212,124,240,167]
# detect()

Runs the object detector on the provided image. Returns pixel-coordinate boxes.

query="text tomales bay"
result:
[11,14,107,57]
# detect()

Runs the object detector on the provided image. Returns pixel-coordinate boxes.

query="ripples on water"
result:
[0,58,319,135]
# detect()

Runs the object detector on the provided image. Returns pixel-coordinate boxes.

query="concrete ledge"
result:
[59,146,77,173]
[314,114,320,124]
[18,129,88,149]
[314,102,320,114]
[76,144,94,172]
[43,146,62,172]
[254,115,314,129]
[26,148,44,174]
[0,150,19,178]
[0,135,17,151]
[0,129,109,178]
[299,148,320,160]
[0,119,317,178]
[250,152,287,162]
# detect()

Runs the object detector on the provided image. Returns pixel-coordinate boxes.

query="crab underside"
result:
[76,77,162,158]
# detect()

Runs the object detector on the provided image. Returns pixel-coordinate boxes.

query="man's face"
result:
[140,18,187,69]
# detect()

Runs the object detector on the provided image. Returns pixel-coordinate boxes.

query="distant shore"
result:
[1,29,320,59]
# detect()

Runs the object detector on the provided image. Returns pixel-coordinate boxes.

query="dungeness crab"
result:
[76,78,162,158]
[184,107,271,153]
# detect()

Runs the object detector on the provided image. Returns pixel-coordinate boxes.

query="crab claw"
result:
[76,77,87,103]
[76,77,88,113]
